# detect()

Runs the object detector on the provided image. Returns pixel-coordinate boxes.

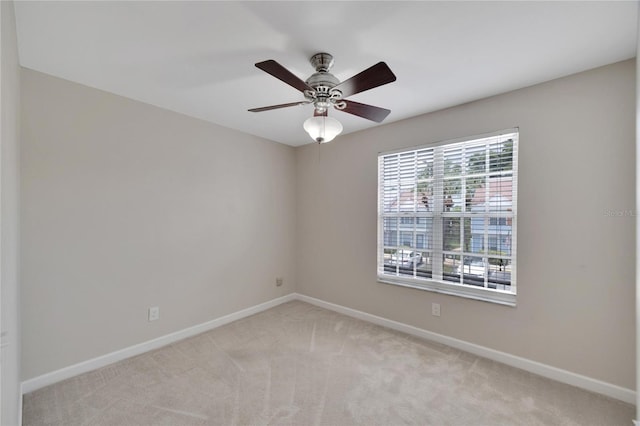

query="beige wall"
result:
[20,69,296,380]
[20,59,635,392]
[296,60,636,390]
[1,1,22,423]
[636,15,640,416]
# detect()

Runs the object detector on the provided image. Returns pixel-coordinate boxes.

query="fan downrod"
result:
[309,53,334,72]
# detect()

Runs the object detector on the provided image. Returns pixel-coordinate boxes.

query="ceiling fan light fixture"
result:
[303,115,343,143]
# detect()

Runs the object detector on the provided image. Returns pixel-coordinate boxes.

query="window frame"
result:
[377,129,518,306]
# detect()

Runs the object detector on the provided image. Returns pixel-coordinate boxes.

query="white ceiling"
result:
[13,1,638,147]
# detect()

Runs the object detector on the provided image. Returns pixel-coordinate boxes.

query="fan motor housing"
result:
[305,53,342,104]
[305,72,339,91]
[305,67,342,112]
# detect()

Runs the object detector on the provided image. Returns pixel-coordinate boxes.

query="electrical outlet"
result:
[431,303,441,317]
[148,306,160,321]
[275,277,284,287]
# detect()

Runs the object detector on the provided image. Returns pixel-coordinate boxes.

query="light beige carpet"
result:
[23,300,634,425]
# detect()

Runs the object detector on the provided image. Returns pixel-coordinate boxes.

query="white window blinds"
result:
[377,130,518,306]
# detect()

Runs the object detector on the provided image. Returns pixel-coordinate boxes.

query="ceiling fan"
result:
[248,53,397,143]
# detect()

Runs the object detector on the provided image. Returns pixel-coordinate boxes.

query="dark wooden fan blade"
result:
[334,62,396,98]
[248,101,311,113]
[338,100,391,123]
[255,60,313,93]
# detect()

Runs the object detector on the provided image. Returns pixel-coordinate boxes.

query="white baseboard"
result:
[21,293,297,394]
[22,291,635,406]
[295,293,636,405]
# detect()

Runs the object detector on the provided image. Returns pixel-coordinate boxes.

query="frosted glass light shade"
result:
[303,116,343,143]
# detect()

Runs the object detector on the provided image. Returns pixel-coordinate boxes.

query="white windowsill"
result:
[378,275,517,307]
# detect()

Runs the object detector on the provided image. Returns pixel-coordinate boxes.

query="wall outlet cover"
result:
[148,306,160,321]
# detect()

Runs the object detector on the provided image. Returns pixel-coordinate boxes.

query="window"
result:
[377,130,518,306]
